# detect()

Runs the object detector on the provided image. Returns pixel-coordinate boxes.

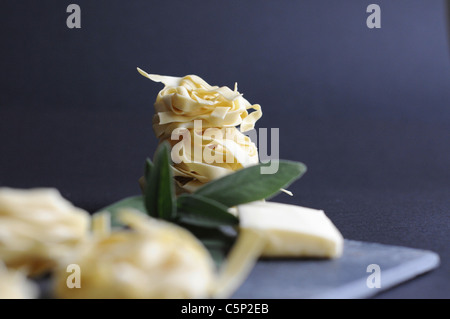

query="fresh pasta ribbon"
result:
[212,228,266,299]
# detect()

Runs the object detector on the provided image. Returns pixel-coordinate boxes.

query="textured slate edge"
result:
[232,239,441,299]
[314,241,441,299]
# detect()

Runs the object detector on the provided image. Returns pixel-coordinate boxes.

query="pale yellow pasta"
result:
[138,68,262,192]
[169,126,259,192]
[54,210,216,299]
[0,262,38,299]
[137,68,262,138]
[0,188,90,276]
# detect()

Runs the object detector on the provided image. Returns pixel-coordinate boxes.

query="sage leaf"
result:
[177,194,239,228]
[139,158,154,193]
[144,158,153,181]
[194,160,307,207]
[144,142,176,220]
[96,195,146,227]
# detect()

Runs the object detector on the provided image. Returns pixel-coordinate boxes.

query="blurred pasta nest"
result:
[0,188,216,298]
[54,210,215,299]
[0,262,38,299]
[0,187,90,276]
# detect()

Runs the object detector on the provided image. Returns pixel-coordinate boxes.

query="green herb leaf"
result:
[144,142,176,220]
[177,194,239,228]
[95,195,146,227]
[194,160,307,207]
[139,158,154,193]
[144,158,153,181]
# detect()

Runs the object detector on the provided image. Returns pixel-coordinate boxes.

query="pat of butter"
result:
[237,202,344,258]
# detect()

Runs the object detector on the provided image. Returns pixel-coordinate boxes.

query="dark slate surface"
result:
[233,240,440,299]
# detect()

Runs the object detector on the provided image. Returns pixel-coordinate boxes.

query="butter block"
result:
[237,202,344,258]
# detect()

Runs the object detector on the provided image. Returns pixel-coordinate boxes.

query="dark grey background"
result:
[0,1,449,298]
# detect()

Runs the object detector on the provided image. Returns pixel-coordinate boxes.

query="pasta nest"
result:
[54,210,216,299]
[138,69,262,192]
[0,188,90,276]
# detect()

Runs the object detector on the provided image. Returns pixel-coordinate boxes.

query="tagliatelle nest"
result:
[0,188,90,276]
[53,210,216,299]
[138,68,262,192]
[138,70,262,139]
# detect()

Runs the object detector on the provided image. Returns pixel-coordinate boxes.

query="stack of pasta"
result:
[138,68,262,193]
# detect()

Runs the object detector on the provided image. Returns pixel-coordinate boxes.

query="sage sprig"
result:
[98,141,307,265]
[177,194,239,227]
[194,160,307,207]
[144,143,176,220]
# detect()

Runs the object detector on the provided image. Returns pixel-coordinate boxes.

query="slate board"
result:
[232,239,440,299]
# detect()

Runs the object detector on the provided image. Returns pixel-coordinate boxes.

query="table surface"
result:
[0,110,448,299]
